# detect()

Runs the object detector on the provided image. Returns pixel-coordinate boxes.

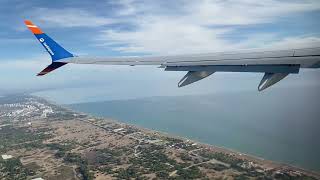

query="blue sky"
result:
[0,0,320,103]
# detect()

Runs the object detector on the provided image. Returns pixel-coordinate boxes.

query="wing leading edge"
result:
[25,20,320,91]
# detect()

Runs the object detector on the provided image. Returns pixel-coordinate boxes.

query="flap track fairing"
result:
[178,71,214,87]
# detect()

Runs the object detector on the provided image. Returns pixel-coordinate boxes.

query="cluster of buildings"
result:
[0,98,53,120]
[85,118,199,151]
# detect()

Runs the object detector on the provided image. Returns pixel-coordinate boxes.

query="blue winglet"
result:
[25,20,73,62]
[34,33,74,62]
[25,20,73,75]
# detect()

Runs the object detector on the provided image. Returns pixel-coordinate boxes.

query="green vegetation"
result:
[87,148,124,167]
[127,144,201,179]
[78,163,93,180]
[64,153,84,164]
[129,145,175,173]
[156,171,169,179]
[273,173,317,180]
[114,166,145,179]
[47,143,74,151]
[235,174,250,180]
[0,158,29,180]
[47,165,75,180]
[200,163,229,171]
[97,166,113,174]
[0,126,51,153]
[178,152,192,161]
[199,151,244,168]
[63,153,93,180]
[47,142,75,159]
[176,166,204,179]
[24,162,41,176]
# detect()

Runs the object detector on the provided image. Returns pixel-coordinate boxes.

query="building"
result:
[1,155,13,160]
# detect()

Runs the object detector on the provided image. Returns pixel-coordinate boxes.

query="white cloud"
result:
[183,0,320,25]
[110,0,320,25]
[23,1,320,55]
[0,54,163,95]
[99,20,237,54]
[0,56,48,70]
[110,0,139,16]
[226,33,320,50]
[96,0,320,54]
[29,8,115,27]
[0,38,33,44]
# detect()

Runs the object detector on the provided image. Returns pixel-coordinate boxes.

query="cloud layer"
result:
[29,8,115,27]
[95,0,320,54]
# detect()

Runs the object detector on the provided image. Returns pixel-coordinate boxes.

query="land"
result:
[0,94,319,180]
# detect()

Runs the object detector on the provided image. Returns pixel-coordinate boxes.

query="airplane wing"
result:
[25,20,320,91]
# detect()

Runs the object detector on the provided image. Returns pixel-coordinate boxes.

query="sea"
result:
[67,86,320,172]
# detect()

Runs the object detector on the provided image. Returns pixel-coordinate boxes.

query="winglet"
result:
[24,20,43,35]
[25,20,74,76]
[37,62,67,76]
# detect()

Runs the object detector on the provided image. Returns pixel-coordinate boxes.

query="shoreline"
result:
[96,117,320,178]
[33,94,320,178]
[65,108,320,178]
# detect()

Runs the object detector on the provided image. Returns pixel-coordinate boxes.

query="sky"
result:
[0,0,320,103]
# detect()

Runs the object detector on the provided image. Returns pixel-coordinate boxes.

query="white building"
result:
[1,154,13,160]
[113,128,125,133]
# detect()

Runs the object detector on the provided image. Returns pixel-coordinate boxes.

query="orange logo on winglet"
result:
[24,20,43,34]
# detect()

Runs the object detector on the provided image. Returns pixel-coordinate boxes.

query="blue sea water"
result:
[68,86,320,172]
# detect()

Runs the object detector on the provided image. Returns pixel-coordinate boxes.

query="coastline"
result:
[66,91,320,173]
[61,101,320,178]
[4,94,317,179]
